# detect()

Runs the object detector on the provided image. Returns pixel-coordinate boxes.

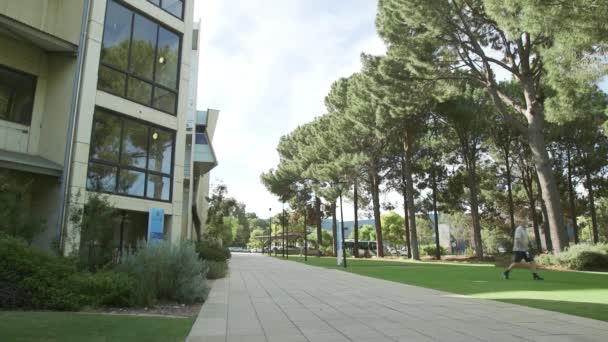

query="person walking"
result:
[503,225,543,280]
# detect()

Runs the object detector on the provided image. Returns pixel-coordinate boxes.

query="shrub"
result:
[204,260,228,279]
[197,240,231,262]
[0,233,133,310]
[118,240,208,306]
[69,271,134,307]
[535,243,608,271]
[421,244,447,257]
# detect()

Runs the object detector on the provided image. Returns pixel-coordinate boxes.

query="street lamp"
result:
[338,184,347,268]
[282,201,286,258]
[303,205,308,262]
[268,208,271,256]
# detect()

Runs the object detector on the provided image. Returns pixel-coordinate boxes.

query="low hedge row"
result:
[535,243,608,271]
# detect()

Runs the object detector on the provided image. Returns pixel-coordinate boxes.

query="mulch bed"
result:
[89,302,202,318]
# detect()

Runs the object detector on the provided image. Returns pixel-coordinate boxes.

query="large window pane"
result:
[90,110,121,162]
[152,87,176,114]
[162,0,183,18]
[147,174,170,200]
[121,119,148,168]
[155,27,179,90]
[86,163,117,192]
[98,66,126,96]
[117,169,145,196]
[148,129,173,174]
[0,66,36,125]
[127,77,153,105]
[129,14,157,80]
[101,0,132,69]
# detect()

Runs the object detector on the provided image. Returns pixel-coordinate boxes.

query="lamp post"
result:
[338,185,347,268]
[268,208,271,256]
[303,205,308,262]
[282,201,286,258]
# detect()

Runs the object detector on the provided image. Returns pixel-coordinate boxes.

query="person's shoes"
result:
[503,271,510,280]
[533,273,544,280]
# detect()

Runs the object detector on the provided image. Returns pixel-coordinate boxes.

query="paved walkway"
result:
[187,254,608,342]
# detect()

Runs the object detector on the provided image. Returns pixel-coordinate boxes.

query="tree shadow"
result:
[493,298,608,322]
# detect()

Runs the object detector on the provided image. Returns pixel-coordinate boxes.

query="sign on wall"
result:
[148,208,165,243]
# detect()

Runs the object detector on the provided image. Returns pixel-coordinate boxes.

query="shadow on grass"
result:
[494,298,608,322]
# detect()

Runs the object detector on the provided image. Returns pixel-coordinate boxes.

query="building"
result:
[0,0,200,255]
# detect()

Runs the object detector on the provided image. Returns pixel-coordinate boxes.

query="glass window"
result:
[99,0,181,115]
[148,129,173,174]
[90,111,121,162]
[0,65,36,126]
[121,119,148,168]
[195,133,208,145]
[148,0,183,19]
[147,174,171,200]
[98,65,126,96]
[127,77,153,105]
[101,0,132,69]
[130,14,157,80]
[88,108,174,201]
[86,163,117,192]
[152,87,176,113]
[155,27,179,90]
[117,169,145,196]
[162,0,183,19]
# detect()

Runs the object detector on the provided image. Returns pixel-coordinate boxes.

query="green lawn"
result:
[281,256,608,322]
[0,311,194,342]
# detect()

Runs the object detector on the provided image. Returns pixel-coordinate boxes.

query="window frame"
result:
[0,63,37,126]
[148,0,185,20]
[87,107,175,203]
[99,0,183,116]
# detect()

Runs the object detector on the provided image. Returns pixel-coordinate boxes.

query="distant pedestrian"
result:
[503,225,543,280]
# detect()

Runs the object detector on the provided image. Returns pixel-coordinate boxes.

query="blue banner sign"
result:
[148,208,164,242]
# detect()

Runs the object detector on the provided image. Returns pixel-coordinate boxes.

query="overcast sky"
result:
[193,0,385,219]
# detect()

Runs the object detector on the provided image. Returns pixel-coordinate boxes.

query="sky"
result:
[192,1,608,221]
[193,0,386,220]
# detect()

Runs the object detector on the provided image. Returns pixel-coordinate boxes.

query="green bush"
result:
[535,243,608,270]
[118,240,208,306]
[197,240,231,262]
[0,234,133,310]
[421,244,447,257]
[204,260,228,279]
[68,271,134,307]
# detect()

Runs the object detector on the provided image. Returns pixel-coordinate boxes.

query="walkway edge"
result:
[186,276,230,342]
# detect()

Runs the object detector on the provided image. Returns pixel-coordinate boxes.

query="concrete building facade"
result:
[0,0,203,255]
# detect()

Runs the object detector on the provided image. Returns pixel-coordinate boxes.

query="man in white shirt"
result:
[503,226,543,280]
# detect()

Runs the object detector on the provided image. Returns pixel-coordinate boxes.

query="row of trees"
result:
[261,0,608,259]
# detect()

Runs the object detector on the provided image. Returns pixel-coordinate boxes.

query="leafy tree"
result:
[381,212,405,247]
[376,0,608,252]
[204,184,238,246]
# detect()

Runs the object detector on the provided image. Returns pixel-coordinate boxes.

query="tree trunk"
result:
[585,169,599,243]
[527,113,569,251]
[315,196,322,256]
[467,163,483,258]
[566,148,579,244]
[535,175,553,251]
[432,170,441,260]
[353,179,359,258]
[400,156,412,258]
[370,170,385,257]
[504,145,516,236]
[403,140,419,260]
[519,159,542,252]
[331,201,337,256]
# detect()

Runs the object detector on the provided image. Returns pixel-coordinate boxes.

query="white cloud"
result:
[194,0,386,218]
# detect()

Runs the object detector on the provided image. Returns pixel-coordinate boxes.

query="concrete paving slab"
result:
[186,253,608,342]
